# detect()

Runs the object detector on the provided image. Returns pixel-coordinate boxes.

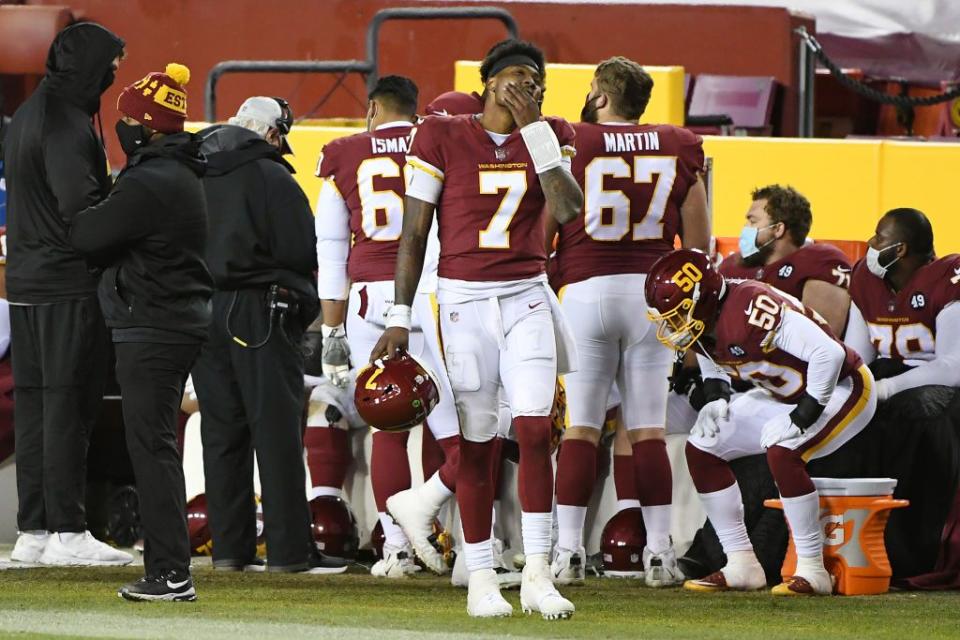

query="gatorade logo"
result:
[821,513,853,546]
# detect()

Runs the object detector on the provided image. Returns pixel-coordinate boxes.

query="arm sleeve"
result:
[315,178,351,300]
[69,175,157,255]
[43,125,106,222]
[843,302,877,364]
[773,309,846,404]
[883,302,960,395]
[696,352,731,383]
[264,166,318,276]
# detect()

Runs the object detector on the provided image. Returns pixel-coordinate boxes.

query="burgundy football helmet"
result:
[355,353,439,432]
[601,507,647,578]
[369,518,453,568]
[645,249,724,353]
[187,494,213,556]
[309,496,359,559]
[424,90,484,116]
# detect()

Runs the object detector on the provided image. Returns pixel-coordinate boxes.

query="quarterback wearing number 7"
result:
[645,248,877,596]
[370,39,583,620]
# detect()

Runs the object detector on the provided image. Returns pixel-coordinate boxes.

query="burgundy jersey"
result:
[554,123,704,289]
[710,280,862,404]
[408,114,576,282]
[316,124,413,283]
[719,243,852,300]
[849,254,960,362]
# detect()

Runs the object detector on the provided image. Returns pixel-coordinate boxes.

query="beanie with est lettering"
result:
[117,62,190,133]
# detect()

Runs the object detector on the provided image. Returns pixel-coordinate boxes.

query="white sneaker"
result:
[520,554,575,620]
[551,546,586,586]
[371,543,420,578]
[386,488,446,574]
[39,531,133,567]
[643,545,682,588]
[467,568,513,618]
[492,538,522,590]
[10,531,50,564]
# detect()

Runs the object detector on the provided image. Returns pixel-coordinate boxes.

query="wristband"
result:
[702,377,732,404]
[385,304,412,331]
[520,120,562,174]
[789,393,826,432]
[320,323,345,339]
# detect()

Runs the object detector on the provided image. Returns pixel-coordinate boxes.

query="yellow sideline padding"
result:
[453,60,685,126]
[189,123,960,255]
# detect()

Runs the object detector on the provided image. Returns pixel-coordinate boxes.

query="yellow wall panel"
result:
[703,137,882,243]
[454,61,685,126]
[880,141,960,255]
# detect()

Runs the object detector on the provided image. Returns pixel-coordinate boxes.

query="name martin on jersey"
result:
[602,131,661,153]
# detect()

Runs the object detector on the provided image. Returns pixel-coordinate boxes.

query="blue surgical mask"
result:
[738,224,777,258]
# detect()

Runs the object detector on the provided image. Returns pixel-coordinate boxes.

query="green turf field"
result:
[0,565,958,640]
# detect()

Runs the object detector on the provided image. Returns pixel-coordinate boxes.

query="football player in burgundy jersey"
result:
[646,249,877,596]
[314,76,461,579]
[370,39,584,619]
[845,208,960,400]
[548,57,710,588]
[720,185,852,337]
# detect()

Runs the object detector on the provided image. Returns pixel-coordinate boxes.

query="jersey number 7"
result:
[478,171,527,249]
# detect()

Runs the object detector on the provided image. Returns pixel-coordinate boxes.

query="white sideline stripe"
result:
[0,609,511,640]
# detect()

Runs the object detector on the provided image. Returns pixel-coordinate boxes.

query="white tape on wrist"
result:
[320,323,345,338]
[520,120,562,174]
[385,304,412,331]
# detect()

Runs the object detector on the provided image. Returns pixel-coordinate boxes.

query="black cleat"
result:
[304,549,349,575]
[213,557,266,573]
[118,569,197,602]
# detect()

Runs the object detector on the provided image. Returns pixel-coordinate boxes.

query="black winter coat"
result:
[2,23,124,303]
[71,133,213,343]
[198,124,319,328]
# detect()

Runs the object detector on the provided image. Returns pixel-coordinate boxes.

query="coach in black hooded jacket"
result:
[2,22,128,564]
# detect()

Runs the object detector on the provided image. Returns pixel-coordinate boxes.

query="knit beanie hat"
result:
[117,63,190,133]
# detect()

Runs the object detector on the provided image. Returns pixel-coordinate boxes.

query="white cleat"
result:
[684,557,767,593]
[643,545,683,588]
[551,546,586,586]
[386,489,446,574]
[467,568,513,618]
[371,543,420,579]
[10,531,50,564]
[520,554,575,620]
[38,531,133,567]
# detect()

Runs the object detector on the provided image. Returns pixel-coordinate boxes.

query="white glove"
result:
[876,378,894,402]
[692,399,729,442]
[184,374,197,401]
[760,412,803,449]
[321,324,352,389]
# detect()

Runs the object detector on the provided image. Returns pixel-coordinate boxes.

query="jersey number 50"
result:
[583,156,678,241]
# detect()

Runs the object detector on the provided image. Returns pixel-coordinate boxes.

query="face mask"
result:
[115,120,145,156]
[738,223,777,259]
[866,243,903,278]
[580,93,600,124]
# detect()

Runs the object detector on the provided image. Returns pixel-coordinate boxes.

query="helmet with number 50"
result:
[645,249,725,353]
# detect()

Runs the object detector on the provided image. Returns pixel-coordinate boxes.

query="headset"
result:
[271,97,293,135]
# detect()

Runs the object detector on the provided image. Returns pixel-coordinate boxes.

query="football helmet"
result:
[645,249,724,353]
[309,496,359,560]
[355,353,439,432]
[186,494,213,556]
[370,518,453,568]
[601,507,647,578]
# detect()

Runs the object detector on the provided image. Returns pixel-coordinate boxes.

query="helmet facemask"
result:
[647,282,706,353]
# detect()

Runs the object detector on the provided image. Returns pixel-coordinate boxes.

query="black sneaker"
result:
[213,558,266,573]
[304,549,349,575]
[118,569,196,602]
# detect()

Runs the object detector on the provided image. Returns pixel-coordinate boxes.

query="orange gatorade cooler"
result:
[764,478,909,595]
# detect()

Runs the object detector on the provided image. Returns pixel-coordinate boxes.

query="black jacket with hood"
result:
[2,22,124,303]
[198,124,318,328]
[70,133,213,343]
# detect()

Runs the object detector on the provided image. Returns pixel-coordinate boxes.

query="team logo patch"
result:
[729,345,746,357]
[778,264,794,278]
[910,293,926,309]
[449,311,459,322]
[494,147,507,161]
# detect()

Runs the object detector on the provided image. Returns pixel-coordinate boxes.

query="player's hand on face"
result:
[370,327,409,363]
[503,82,541,128]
